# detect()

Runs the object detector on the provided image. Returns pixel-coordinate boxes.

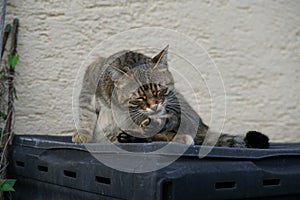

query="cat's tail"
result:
[244,131,270,148]
[215,131,269,149]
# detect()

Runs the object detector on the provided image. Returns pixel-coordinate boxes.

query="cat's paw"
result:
[72,132,93,143]
[117,132,137,143]
[141,118,165,137]
[117,131,150,143]
[172,135,194,145]
[141,118,151,127]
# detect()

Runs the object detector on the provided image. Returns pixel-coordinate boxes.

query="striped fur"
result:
[73,46,269,148]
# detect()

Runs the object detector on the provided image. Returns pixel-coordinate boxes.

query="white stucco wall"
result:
[4,0,300,142]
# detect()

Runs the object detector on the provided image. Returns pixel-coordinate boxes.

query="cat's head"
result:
[110,46,174,117]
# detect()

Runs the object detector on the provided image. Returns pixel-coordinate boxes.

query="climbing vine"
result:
[0,18,19,198]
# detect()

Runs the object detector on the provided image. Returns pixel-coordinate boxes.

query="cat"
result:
[72,46,269,148]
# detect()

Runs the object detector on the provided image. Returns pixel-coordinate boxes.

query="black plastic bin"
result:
[7,135,300,200]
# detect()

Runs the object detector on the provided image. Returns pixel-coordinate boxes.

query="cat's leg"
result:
[72,113,97,143]
[151,133,170,142]
[141,114,194,144]
[143,112,178,138]
[72,92,98,143]
[72,58,106,143]
[141,117,173,142]
[141,117,166,137]
[117,131,151,143]
[116,118,169,143]
[151,131,194,145]
[149,131,194,145]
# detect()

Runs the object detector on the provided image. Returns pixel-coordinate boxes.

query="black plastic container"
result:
[7,135,300,200]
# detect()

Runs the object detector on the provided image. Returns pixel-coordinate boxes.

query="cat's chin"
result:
[148,113,170,119]
[146,109,165,116]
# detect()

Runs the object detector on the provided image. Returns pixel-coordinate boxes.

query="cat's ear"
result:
[152,45,169,65]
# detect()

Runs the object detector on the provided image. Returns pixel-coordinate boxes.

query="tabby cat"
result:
[72,46,269,148]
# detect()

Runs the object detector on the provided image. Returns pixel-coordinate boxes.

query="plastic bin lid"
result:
[12,134,300,160]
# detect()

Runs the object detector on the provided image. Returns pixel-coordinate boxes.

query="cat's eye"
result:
[136,96,146,100]
[158,88,168,96]
[129,99,143,106]
[129,97,145,104]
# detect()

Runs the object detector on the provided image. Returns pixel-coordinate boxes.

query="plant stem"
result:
[0,0,7,62]
[2,18,18,174]
[1,24,11,59]
[1,18,18,200]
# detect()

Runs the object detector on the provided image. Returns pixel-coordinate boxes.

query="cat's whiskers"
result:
[146,103,165,115]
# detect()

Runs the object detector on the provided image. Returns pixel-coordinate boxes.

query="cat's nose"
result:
[150,104,158,111]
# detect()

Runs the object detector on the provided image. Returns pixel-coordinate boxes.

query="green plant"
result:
[0,18,19,199]
[0,179,15,192]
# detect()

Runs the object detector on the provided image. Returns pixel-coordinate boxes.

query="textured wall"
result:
[4,0,300,142]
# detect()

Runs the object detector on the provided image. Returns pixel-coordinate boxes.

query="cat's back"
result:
[104,50,151,70]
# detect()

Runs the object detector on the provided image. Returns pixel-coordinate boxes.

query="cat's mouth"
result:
[146,104,165,115]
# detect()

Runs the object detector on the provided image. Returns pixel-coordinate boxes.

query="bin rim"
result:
[12,134,300,160]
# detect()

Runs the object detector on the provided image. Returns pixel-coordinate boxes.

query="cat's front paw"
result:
[117,132,136,143]
[117,131,150,143]
[141,118,165,137]
[72,132,93,143]
[141,118,151,127]
[172,134,194,145]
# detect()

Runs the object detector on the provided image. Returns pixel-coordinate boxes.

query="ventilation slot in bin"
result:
[161,180,173,200]
[38,165,48,172]
[64,170,77,178]
[215,181,236,190]
[95,176,111,185]
[263,178,280,186]
[16,161,25,167]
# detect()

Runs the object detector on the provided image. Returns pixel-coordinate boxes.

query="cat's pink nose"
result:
[150,104,158,111]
